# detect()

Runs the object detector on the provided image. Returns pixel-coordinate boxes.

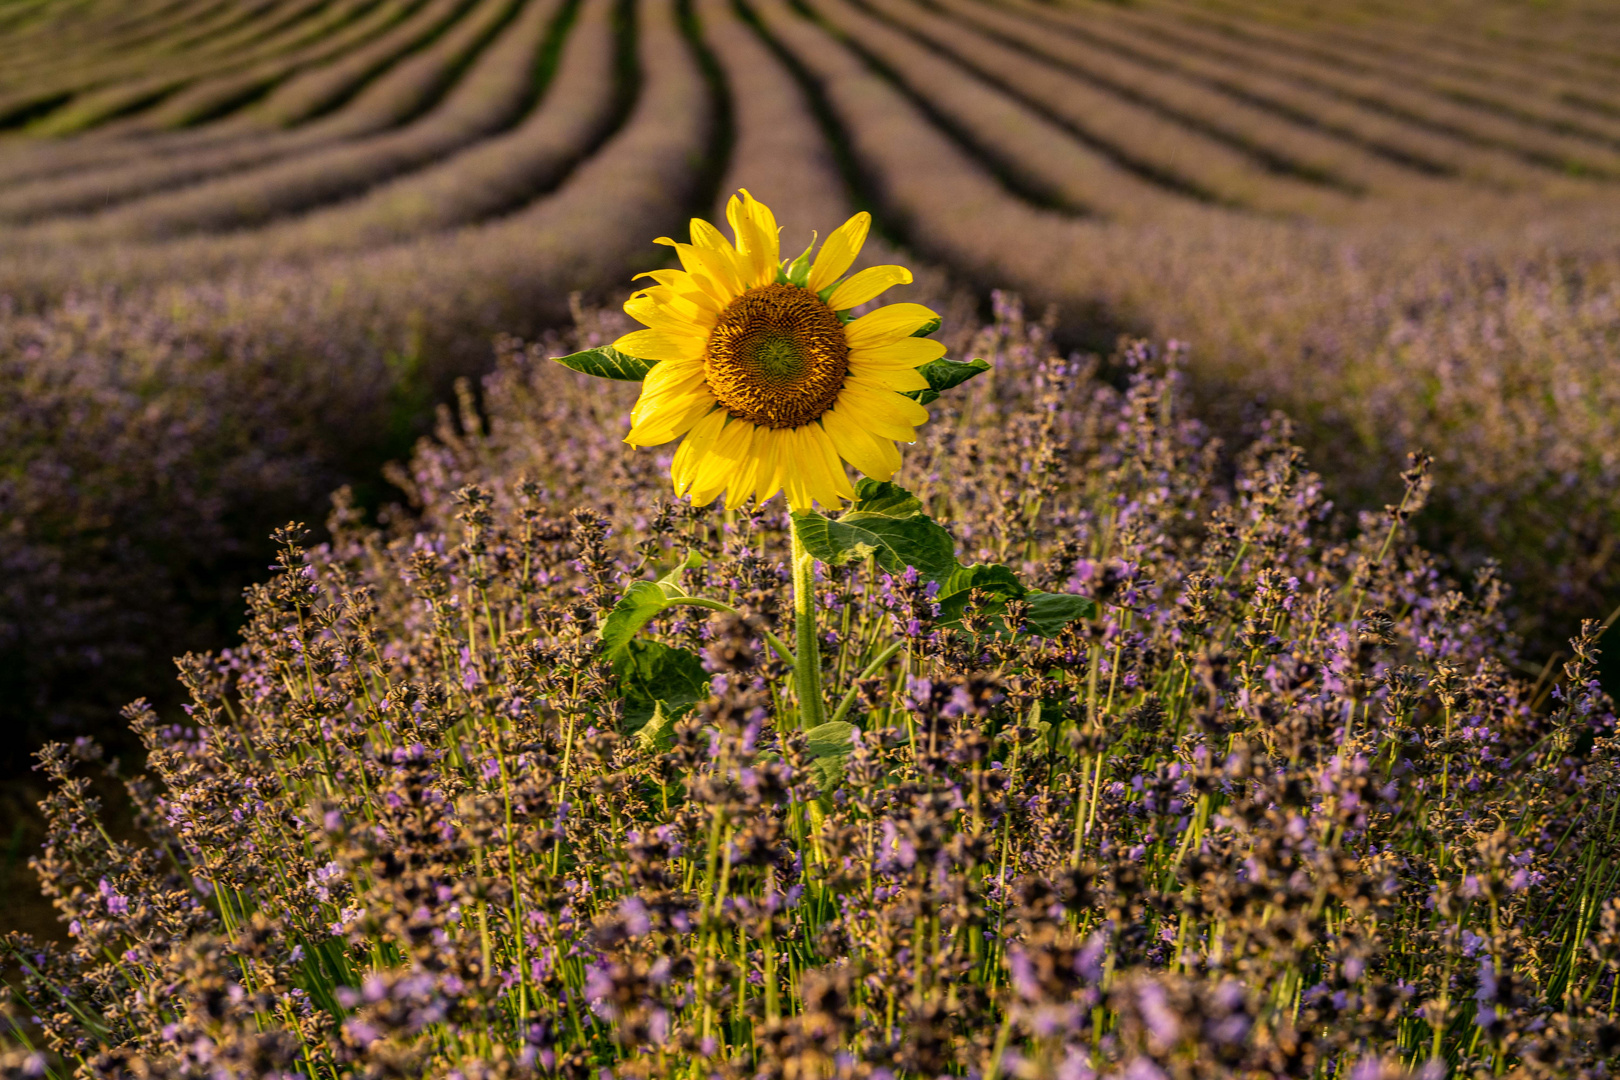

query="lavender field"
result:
[2,0,1619,1075]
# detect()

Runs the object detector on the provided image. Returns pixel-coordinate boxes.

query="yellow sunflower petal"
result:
[637,356,707,403]
[822,408,899,480]
[672,409,728,497]
[843,303,939,350]
[802,424,855,508]
[825,265,913,311]
[614,329,705,363]
[723,425,766,508]
[624,294,714,334]
[780,428,818,512]
[689,419,752,506]
[849,336,947,368]
[690,217,739,258]
[634,281,720,320]
[848,367,931,393]
[807,211,871,293]
[627,394,713,446]
[751,424,790,505]
[833,384,930,441]
[725,192,774,289]
[630,366,706,426]
[656,238,743,302]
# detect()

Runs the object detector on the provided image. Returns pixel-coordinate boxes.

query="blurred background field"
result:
[0,0,1617,875]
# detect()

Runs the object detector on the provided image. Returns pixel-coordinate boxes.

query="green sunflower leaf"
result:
[792,513,957,579]
[910,315,942,338]
[1023,591,1099,636]
[805,720,859,759]
[850,478,924,517]
[552,345,658,381]
[804,719,859,790]
[906,357,992,405]
[599,580,684,658]
[935,562,1026,623]
[598,551,710,658]
[793,480,957,580]
[631,700,680,751]
[613,639,710,712]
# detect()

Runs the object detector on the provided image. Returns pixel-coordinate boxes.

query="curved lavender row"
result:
[746,0,1117,320]
[132,0,413,131]
[826,0,1349,219]
[0,0,607,284]
[919,0,1419,203]
[0,0,229,78]
[21,0,540,240]
[698,0,853,253]
[0,0,282,121]
[1148,0,1620,149]
[247,0,616,254]
[996,0,1566,196]
[19,0,369,135]
[247,0,478,128]
[0,0,526,229]
[1054,0,1620,182]
[0,0,432,188]
[805,0,1205,221]
[0,0,713,766]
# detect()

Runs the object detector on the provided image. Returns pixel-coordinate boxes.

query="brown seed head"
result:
[705,283,848,429]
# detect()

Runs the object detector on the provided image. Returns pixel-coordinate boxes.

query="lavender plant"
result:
[5,290,1616,1077]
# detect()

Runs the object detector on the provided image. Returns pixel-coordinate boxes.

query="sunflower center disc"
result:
[705,283,849,429]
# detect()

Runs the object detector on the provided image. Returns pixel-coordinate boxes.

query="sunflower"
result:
[614,190,943,511]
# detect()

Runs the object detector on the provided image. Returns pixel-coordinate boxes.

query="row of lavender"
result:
[7,308,1616,1075]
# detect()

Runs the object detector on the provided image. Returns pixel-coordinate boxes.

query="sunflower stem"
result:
[790,526,827,731]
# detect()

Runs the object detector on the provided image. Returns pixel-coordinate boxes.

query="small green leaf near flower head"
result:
[910,315,942,338]
[793,479,958,579]
[552,345,659,381]
[850,477,924,517]
[785,236,815,287]
[905,357,992,405]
